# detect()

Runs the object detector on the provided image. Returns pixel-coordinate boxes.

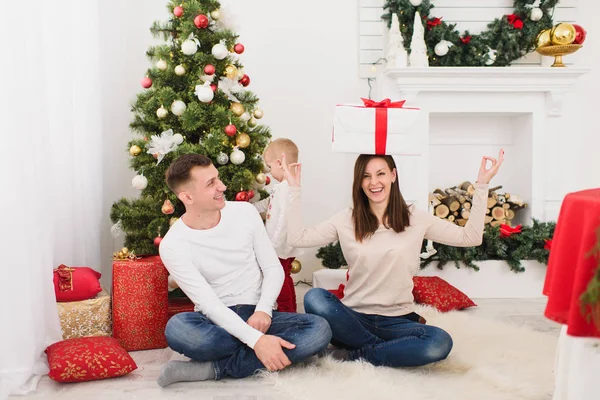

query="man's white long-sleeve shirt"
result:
[159,201,284,349]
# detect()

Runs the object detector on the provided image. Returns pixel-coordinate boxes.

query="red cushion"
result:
[45,337,137,383]
[53,265,102,302]
[412,276,476,312]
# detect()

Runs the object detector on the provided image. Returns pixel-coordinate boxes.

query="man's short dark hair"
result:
[165,154,213,192]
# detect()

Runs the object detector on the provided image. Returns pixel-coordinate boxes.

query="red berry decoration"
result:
[572,24,586,44]
[194,14,209,29]
[234,43,245,54]
[141,76,152,88]
[224,124,237,136]
[239,74,250,87]
[173,6,184,17]
[154,235,163,247]
[265,176,271,185]
[204,64,216,75]
[235,191,249,202]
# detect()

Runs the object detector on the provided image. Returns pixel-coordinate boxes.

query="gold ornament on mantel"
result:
[290,260,302,274]
[230,102,245,116]
[536,23,582,68]
[129,145,142,156]
[236,132,251,148]
[224,64,238,80]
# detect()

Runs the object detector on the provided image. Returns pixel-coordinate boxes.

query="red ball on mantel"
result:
[153,236,163,247]
[204,64,216,75]
[173,6,184,18]
[194,14,209,29]
[572,24,587,44]
[234,43,245,54]
[224,124,237,136]
[235,191,249,202]
[141,76,153,88]
[239,74,250,87]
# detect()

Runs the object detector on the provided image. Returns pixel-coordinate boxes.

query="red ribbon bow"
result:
[506,14,523,29]
[54,264,75,292]
[499,224,522,238]
[360,98,406,155]
[460,35,472,44]
[544,239,553,251]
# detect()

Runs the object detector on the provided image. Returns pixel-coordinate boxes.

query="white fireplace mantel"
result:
[382,67,589,116]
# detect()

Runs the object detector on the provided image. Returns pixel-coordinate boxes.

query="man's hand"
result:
[254,335,296,372]
[247,311,272,333]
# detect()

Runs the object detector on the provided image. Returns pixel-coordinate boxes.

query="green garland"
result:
[316,219,555,273]
[580,226,600,326]
[382,0,558,66]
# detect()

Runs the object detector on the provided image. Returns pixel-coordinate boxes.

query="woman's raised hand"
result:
[476,149,505,184]
[281,153,302,187]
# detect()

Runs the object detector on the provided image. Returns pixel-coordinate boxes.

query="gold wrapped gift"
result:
[57,287,112,339]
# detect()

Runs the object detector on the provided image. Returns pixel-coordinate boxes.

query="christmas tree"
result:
[111,0,271,255]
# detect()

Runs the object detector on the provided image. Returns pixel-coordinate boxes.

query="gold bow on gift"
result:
[54,264,75,292]
[112,247,139,261]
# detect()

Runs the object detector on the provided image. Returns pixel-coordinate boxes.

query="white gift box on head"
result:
[332,98,421,156]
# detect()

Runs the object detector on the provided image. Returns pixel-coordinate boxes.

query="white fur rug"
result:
[260,306,558,400]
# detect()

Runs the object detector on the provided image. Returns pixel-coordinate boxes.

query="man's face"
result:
[179,164,227,211]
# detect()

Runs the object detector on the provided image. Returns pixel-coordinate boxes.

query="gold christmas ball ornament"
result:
[121,247,129,254]
[536,29,551,48]
[224,64,238,80]
[290,260,302,274]
[230,102,245,116]
[253,109,264,119]
[550,23,576,45]
[236,133,251,148]
[255,172,267,185]
[210,9,221,20]
[248,118,258,128]
[129,145,142,156]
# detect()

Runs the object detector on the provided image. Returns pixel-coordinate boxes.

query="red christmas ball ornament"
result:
[572,24,587,44]
[154,235,163,247]
[141,76,152,88]
[224,124,237,136]
[239,74,250,87]
[265,176,271,185]
[194,14,209,29]
[210,84,217,92]
[247,190,255,200]
[234,43,245,54]
[173,6,184,18]
[235,191,249,202]
[204,64,216,75]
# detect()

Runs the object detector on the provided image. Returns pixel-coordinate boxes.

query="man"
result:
[157,154,331,386]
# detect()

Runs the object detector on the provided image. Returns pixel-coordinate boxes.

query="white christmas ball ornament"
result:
[195,83,214,103]
[230,148,245,165]
[530,8,543,22]
[156,59,167,71]
[216,152,229,165]
[181,39,198,55]
[172,133,184,145]
[174,65,186,75]
[409,0,422,6]
[212,43,229,60]
[132,174,148,190]
[210,9,221,20]
[156,106,168,119]
[434,41,449,56]
[171,100,187,116]
[485,51,497,66]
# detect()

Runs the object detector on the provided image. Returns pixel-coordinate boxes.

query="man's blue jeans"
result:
[164,304,332,379]
[304,288,453,367]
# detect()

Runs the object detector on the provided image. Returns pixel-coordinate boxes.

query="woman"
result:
[281,150,504,367]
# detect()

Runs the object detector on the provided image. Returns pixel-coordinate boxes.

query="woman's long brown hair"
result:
[351,155,410,242]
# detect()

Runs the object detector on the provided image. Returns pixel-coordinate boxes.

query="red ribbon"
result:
[499,224,522,238]
[360,98,406,155]
[427,17,443,30]
[460,35,472,44]
[507,14,523,29]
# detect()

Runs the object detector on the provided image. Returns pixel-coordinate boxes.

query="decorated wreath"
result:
[382,0,559,66]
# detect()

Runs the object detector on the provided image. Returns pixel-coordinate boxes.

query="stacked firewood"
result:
[429,182,527,227]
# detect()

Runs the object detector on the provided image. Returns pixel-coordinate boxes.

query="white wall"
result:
[100,0,599,285]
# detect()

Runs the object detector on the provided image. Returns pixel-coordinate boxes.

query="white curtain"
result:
[0,1,103,398]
